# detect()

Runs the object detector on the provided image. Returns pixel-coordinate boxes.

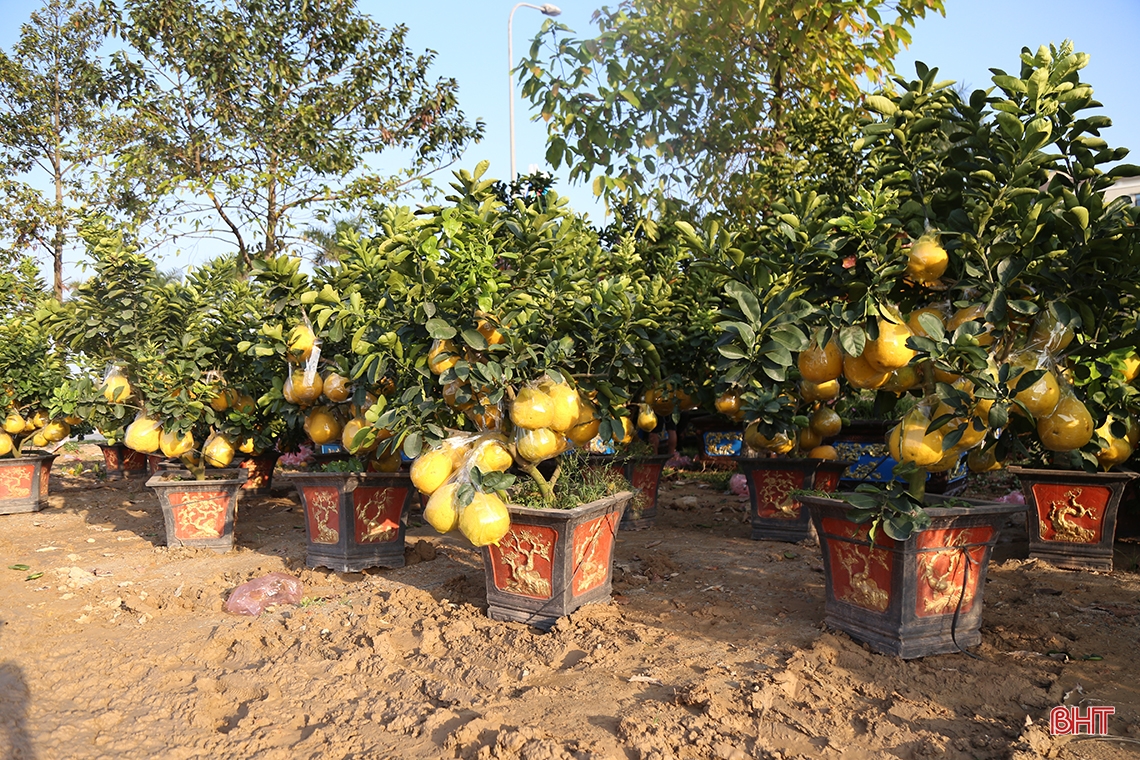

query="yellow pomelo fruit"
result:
[442,380,473,410]
[926,447,962,473]
[637,406,658,432]
[21,418,36,433]
[424,482,461,534]
[949,416,987,450]
[427,339,458,375]
[516,427,561,462]
[233,394,256,415]
[474,440,514,472]
[510,386,554,430]
[887,423,903,461]
[567,418,600,446]
[1121,352,1140,383]
[124,416,162,454]
[547,383,582,432]
[809,445,839,460]
[41,420,70,443]
[744,422,794,454]
[809,407,842,438]
[801,379,840,402]
[968,447,1002,473]
[467,403,503,432]
[304,408,342,445]
[30,410,48,429]
[1028,310,1074,352]
[1127,418,1140,448]
[286,370,323,405]
[0,432,11,457]
[322,372,351,403]
[239,437,257,455]
[203,432,236,468]
[908,307,945,339]
[160,428,195,459]
[906,236,949,283]
[3,411,24,434]
[715,391,741,415]
[341,417,375,454]
[411,448,454,495]
[373,449,403,472]
[64,414,82,426]
[476,318,507,345]
[102,375,132,404]
[799,427,822,451]
[350,391,379,418]
[843,352,892,390]
[1037,395,1094,452]
[617,416,635,445]
[882,365,920,395]
[798,340,843,383]
[288,324,317,361]
[1007,357,1060,418]
[894,409,944,467]
[947,305,994,346]
[459,491,511,547]
[31,432,48,448]
[209,388,237,413]
[863,320,916,372]
[1096,419,1134,469]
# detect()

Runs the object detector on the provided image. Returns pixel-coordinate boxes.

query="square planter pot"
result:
[284,471,414,572]
[0,453,56,515]
[587,455,669,530]
[99,443,148,481]
[239,452,280,494]
[1010,466,1140,572]
[482,491,632,630]
[737,457,853,542]
[146,469,248,553]
[802,494,1023,659]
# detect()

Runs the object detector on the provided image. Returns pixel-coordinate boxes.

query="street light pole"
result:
[508,2,561,181]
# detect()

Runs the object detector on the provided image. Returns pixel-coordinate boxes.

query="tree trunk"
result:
[265,159,278,259]
[52,41,64,301]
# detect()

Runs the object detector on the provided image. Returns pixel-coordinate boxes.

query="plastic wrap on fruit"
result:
[1026,306,1076,354]
[224,572,303,616]
[101,365,132,404]
[467,435,514,474]
[514,426,567,464]
[1005,350,1061,419]
[283,363,323,406]
[410,434,477,495]
[886,402,945,468]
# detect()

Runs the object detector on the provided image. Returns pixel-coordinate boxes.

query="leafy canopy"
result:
[519,0,943,216]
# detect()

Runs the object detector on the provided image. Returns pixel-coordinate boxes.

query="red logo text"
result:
[1049,706,1114,736]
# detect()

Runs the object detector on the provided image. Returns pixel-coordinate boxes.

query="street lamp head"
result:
[539,4,562,16]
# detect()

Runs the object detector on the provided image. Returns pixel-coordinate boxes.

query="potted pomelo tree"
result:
[678,207,854,543]
[0,258,68,514]
[242,218,438,571]
[800,43,1138,656]
[359,165,636,627]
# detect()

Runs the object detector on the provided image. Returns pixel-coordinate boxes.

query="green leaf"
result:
[425,319,457,340]
[864,95,898,117]
[839,326,866,357]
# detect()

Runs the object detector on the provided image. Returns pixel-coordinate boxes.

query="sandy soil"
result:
[1,446,1139,759]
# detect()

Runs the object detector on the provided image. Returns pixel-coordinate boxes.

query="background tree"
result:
[0,0,123,299]
[519,0,943,219]
[106,0,485,268]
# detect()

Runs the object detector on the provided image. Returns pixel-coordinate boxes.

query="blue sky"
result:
[1,0,1138,280]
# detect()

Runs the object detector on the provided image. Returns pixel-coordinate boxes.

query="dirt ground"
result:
[2,446,1140,760]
